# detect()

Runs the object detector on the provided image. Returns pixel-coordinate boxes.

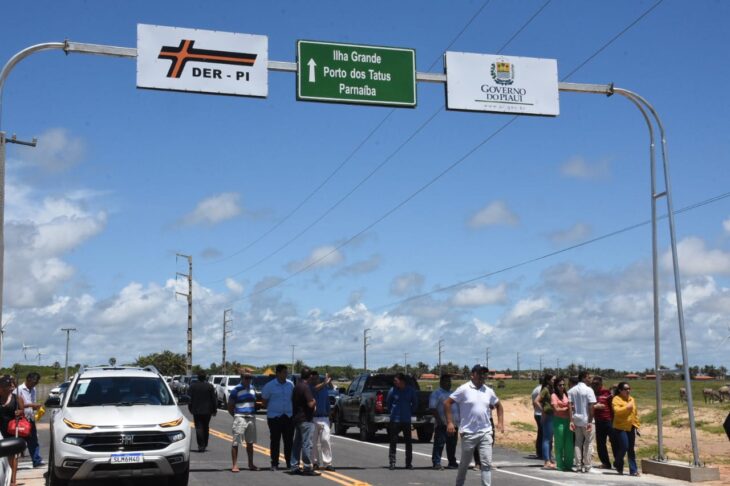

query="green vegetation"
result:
[511,421,536,433]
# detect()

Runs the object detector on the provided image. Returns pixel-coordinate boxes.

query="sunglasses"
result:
[622,388,631,392]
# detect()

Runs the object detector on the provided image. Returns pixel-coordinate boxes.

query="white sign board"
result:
[137,24,268,98]
[445,51,559,116]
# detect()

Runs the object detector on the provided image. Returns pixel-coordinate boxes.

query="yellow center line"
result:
[207,425,372,486]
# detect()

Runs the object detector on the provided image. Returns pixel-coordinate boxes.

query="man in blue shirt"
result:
[228,372,259,472]
[261,364,295,470]
[429,374,459,470]
[386,372,418,470]
[309,370,335,471]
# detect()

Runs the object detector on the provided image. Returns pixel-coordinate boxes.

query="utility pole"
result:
[363,328,370,372]
[516,352,520,380]
[438,339,444,376]
[539,355,543,374]
[404,352,409,375]
[176,253,193,376]
[61,328,76,381]
[222,309,232,375]
[291,345,296,373]
[485,347,490,369]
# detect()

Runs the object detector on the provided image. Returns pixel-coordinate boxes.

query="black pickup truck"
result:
[332,373,434,442]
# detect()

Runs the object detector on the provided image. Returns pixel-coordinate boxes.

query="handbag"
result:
[8,416,32,438]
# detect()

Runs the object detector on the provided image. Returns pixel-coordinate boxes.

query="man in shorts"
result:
[228,372,259,472]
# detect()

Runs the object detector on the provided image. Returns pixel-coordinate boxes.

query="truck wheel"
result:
[334,409,348,436]
[359,412,375,441]
[169,466,189,486]
[417,424,434,443]
[47,444,69,486]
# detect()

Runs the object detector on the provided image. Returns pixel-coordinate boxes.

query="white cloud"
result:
[182,192,242,226]
[5,180,107,308]
[286,245,344,273]
[505,297,550,322]
[468,201,519,228]
[451,283,507,307]
[723,218,730,234]
[548,223,592,244]
[225,278,244,294]
[335,254,381,278]
[390,272,425,296]
[560,155,610,180]
[663,237,730,276]
[16,128,86,172]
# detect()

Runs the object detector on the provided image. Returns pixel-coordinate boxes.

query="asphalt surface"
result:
[29,409,696,486]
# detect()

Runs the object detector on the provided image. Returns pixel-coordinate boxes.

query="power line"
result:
[222,0,661,306]
[202,1,494,272]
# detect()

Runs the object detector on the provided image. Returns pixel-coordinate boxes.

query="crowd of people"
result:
[531,371,641,476]
[0,372,45,486]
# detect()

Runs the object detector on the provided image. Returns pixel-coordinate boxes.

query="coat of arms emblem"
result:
[490,61,514,85]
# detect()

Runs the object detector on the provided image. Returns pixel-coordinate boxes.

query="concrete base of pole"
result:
[641,459,720,482]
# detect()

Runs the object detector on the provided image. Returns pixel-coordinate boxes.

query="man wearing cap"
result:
[445,365,504,486]
[228,372,259,472]
[310,370,336,471]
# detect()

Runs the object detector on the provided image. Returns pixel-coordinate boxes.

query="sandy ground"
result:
[500,396,730,478]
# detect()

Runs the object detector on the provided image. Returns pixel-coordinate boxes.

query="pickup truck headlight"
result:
[63,418,94,430]
[62,435,85,446]
[159,417,184,428]
[167,431,186,443]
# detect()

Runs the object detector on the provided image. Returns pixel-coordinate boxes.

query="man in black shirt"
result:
[290,367,320,476]
[188,373,217,452]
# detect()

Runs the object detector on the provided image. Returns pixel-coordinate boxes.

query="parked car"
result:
[207,375,224,388]
[48,381,71,400]
[215,375,241,408]
[44,365,191,486]
[177,375,198,396]
[332,373,434,442]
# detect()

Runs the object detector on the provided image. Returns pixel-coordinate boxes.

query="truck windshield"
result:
[253,375,275,389]
[227,377,241,387]
[68,377,175,407]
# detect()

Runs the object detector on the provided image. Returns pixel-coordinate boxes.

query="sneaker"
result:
[271,464,279,471]
[290,468,302,475]
[313,464,320,470]
[432,464,444,470]
[33,462,46,468]
[405,464,413,470]
[324,465,336,472]
[446,463,459,469]
[302,469,321,476]
[389,464,396,471]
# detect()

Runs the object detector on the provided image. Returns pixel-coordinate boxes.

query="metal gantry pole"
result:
[61,327,76,382]
[363,328,370,372]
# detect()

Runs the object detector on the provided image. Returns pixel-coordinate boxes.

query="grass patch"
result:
[636,444,660,461]
[640,406,675,424]
[698,423,726,435]
[511,421,536,433]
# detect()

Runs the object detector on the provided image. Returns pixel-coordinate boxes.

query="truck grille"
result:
[79,432,172,452]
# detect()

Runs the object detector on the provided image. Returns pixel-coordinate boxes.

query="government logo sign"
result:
[445,52,559,117]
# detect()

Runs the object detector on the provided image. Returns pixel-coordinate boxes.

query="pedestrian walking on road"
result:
[15,372,43,467]
[0,376,20,485]
[568,370,596,473]
[445,365,504,486]
[310,370,335,471]
[533,373,555,470]
[386,372,418,470]
[429,374,459,470]
[228,372,259,472]
[261,364,295,471]
[612,382,640,476]
[290,367,320,476]
[187,372,217,452]
[530,380,543,460]
[550,377,574,471]
[591,375,617,470]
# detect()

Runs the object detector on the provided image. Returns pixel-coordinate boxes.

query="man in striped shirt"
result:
[228,372,259,472]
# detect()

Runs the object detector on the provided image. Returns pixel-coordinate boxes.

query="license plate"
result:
[110,453,143,464]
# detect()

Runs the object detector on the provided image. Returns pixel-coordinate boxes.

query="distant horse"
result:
[703,388,715,404]
[718,386,730,402]
[679,387,686,402]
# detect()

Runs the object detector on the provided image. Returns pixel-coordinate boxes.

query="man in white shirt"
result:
[568,370,597,473]
[16,372,43,467]
[445,365,504,486]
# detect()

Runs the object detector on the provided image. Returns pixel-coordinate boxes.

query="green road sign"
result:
[297,40,416,107]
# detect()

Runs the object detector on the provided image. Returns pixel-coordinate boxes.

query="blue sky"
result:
[1,0,729,373]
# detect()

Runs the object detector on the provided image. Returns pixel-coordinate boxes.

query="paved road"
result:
[31,410,693,486]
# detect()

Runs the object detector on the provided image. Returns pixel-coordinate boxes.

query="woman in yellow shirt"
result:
[611,382,640,476]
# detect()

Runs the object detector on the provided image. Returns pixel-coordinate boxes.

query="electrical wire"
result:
[226,0,663,305]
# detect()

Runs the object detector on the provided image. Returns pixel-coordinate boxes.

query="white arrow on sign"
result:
[307,58,317,83]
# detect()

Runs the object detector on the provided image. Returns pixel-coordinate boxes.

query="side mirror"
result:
[177,395,191,406]
[45,396,61,408]
[338,387,346,395]
[0,438,26,458]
